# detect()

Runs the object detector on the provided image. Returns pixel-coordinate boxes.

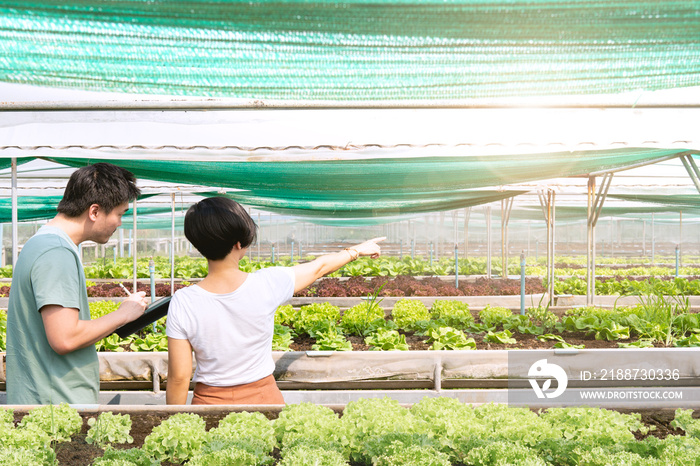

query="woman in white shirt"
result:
[166,197,384,405]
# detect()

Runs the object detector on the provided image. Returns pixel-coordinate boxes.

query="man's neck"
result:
[46,214,87,246]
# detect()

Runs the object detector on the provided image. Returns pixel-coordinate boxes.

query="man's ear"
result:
[235,242,242,250]
[87,204,101,221]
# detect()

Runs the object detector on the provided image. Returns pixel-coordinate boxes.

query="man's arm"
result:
[292,237,385,293]
[166,338,193,405]
[41,292,147,355]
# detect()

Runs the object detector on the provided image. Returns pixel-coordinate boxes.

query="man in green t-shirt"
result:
[6,163,148,405]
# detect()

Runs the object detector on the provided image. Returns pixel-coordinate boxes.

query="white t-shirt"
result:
[166,267,295,386]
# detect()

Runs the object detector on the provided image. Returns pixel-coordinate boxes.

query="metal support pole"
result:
[651,213,655,264]
[679,211,683,268]
[11,158,18,268]
[454,243,459,289]
[520,251,526,315]
[149,259,157,332]
[500,197,514,278]
[170,193,176,296]
[538,190,556,306]
[132,200,138,293]
[486,206,492,279]
[271,244,276,264]
[675,245,680,277]
[464,207,471,258]
[291,241,295,261]
[680,154,700,194]
[585,174,612,306]
[257,212,261,260]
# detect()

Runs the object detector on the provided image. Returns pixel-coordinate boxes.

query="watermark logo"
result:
[528,359,568,399]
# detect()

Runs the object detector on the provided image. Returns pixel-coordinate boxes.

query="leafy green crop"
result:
[341,301,385,336]
[0,408,12,428]
[210,411,277,453]
[274,304,297,326]
[670,408,700,439]
[142,413,207,463]
[391,299,431,331]
[188,445,262,466]
[466,440,547,466]
[311,326,353,351]
[272,324,295,351]
[129,332,168,352]
[371,440,450,466]
[483,329,517,344]
[0,310,7,351]
[341,397,421,464]
[427,326,476,350]
[89,300,120,319]
[478,305,513,329]
[278,444,349,466]
[364,328,409,351]
[430,300,473,328]
[0,446,57,466]
[86,412,133,447]
[274,403,346,453]
[93,447,159,466]
[18,404,82,443]
[294,303,341,336]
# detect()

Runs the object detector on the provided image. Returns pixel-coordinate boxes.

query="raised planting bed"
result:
[2,399,700,466]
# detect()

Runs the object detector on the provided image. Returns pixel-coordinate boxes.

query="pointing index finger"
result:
[369,237,387,243]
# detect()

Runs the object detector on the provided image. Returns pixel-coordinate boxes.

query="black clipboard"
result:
[113,296,172,338]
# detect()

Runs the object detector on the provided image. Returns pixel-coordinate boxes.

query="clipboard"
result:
[113,296,172,338]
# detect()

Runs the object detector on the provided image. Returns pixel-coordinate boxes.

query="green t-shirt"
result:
[6,226,98,405]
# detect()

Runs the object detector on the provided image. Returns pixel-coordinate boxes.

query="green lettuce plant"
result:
[483,329,517,344]
[273,403,346,452]
[364,328,409,351]
[86,412,133,447]
[0,447,57,466]
[272,324,295,351]
[294,303,341,336]
[93,447,159,466]
[427,326,476,350]
[391,299,431,331]
[278,444,349,466]
[209,411,276,453]
[430,300,473,328]
[341,301,385,336]
[478,305,513,329]
[142,413,207,463]
[18,404,82,443]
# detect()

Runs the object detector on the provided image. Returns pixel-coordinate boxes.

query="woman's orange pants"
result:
[191,374,284,405]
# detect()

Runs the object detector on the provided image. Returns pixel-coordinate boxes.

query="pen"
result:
[118,283,132,296]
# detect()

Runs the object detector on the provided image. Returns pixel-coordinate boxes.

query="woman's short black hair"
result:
[57,162,141,217]
[184,197,257,261]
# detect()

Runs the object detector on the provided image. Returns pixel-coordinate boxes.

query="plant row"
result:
[0,255,698,280]
[26,291,700,353]
[2,399,700,465]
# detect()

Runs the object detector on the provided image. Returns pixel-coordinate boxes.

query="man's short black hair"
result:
[57,163,140,217]
[184,197,257,261]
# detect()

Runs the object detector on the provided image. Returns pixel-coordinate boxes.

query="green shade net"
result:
[118,216,185,230]
[2,1,699,101]
[0,158,34,171]
[610,194,700,210]
[48,147,692,195]
[0,194,169,223]
[202,189,529,219]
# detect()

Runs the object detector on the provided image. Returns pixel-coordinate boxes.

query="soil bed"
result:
[45,409,685,466]
[290,332,665,351]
